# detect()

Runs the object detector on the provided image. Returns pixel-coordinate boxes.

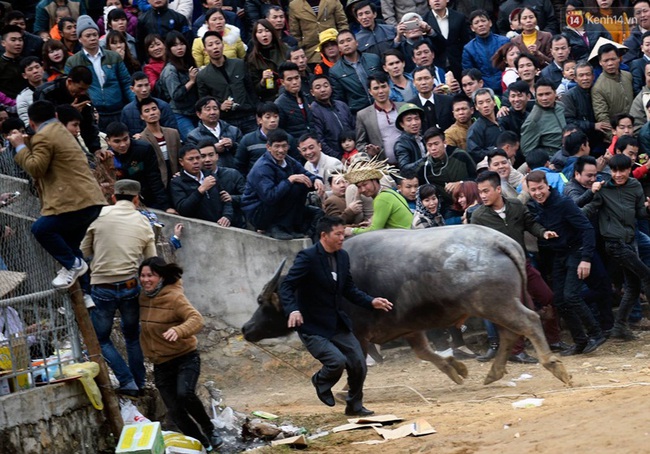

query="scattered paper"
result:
[513,373,533,381]
[347,414,403,424]
[373,419,436,440]
[270,435,307,448]
[352,440,387,445]
[332,423,382,433]
[512,398,544,409]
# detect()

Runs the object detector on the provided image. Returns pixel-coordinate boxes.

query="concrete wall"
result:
[0,174,309,329]
[153,212,309,328]
[0,383,112,453]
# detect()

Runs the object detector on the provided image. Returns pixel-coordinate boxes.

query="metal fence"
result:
[1,175,82,395]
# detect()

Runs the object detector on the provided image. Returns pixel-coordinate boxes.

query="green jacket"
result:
[471,197,545,252]
[352,189,413,235]
[582,177,648,243]
[520,102,566,156]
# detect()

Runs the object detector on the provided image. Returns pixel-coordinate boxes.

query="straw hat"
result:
[0,271,26,299]
[341,156,398,185]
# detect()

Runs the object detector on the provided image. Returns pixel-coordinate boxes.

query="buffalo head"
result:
[241,259,293,342]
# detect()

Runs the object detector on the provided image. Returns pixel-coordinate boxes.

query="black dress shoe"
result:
[610,325,637,341]
[549,341,571,352]
[311,373,335,407]
[476,344,499,362]
[345,406,374,417]
[559,343,586,356]
[582,335,606,354]
[508,352,538,364]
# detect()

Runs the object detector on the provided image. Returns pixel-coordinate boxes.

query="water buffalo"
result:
[242,226,571,386]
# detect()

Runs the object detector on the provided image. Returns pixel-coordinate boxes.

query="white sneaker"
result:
[435,348,454,358]
[83,294,96,309]
[52,260,88,289]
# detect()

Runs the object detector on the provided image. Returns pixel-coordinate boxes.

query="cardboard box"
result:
[116,422,165,454]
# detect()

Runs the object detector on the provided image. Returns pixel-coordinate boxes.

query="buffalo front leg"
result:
[403,332,468,384]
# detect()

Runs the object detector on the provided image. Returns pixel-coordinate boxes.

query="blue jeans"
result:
[90,284,145,388]
[174,113,197,142]
[32,205,102,269]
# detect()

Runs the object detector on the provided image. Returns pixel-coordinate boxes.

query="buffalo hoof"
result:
[442,357,468,384]
[542,355,573,386]
[483,365,508,385]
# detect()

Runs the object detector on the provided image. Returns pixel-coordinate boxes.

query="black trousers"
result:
[552,250,602,345]
[300,329,367,411]
[154,351,213,447]
[605,240,650,327]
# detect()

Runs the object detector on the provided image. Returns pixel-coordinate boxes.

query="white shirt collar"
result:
[418,93,434,105]
[434,8,448,19]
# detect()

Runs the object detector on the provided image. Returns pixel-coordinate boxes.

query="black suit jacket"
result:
[408,93,455,133]
[280,242,374,339]
[423,8,470,80]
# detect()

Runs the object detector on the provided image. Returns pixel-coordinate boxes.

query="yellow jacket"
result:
[192,24,246,67]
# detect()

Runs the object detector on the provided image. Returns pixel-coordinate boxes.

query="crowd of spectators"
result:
[3,0,650,402]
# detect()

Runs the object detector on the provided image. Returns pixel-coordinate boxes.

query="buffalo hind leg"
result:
[403,331,468,384]
[481,304,572,386]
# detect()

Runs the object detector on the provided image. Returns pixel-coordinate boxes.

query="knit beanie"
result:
[77,15,99,38]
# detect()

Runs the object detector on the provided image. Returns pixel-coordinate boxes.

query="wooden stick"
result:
[68,282,124,437]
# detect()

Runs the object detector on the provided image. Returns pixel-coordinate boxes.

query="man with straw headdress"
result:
[342,157,413,236]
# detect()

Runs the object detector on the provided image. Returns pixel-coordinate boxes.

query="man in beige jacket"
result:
[9,100,106,289]
[289,0,348,63]
[81,179,156,398]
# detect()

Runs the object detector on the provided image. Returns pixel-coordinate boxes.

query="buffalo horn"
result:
[261,258,286,298]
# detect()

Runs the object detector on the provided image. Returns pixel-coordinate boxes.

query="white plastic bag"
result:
[120,399,151,425]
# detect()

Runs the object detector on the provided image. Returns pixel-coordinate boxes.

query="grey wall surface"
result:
[151,212,310,328]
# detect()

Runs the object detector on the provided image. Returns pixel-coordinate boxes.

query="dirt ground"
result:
[199,329,650,454]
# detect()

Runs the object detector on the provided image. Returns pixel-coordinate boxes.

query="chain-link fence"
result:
[1,175,82,395]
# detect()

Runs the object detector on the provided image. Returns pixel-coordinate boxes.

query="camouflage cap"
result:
[114,179,140,196]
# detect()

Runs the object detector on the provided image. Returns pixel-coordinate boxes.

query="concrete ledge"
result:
[0,382,91,429]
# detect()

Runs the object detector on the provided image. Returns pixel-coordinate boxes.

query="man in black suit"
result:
[279,216,393,416]
[408,66,455,132]
[422,0,470,80]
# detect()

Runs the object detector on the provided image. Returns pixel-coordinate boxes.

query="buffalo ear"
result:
[270,293,282,312]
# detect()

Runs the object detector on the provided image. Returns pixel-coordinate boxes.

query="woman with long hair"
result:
[101,7,138,58]
[104,30,140,74]
[510,7,552,67]
[452,180,481,224]
[246,19,287,102]
[138,257,222,453]
[159,31,199,140]
[42,39,69,81]
[193,8,245,67]
[143,34,166,96]
[491,42,521,92]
